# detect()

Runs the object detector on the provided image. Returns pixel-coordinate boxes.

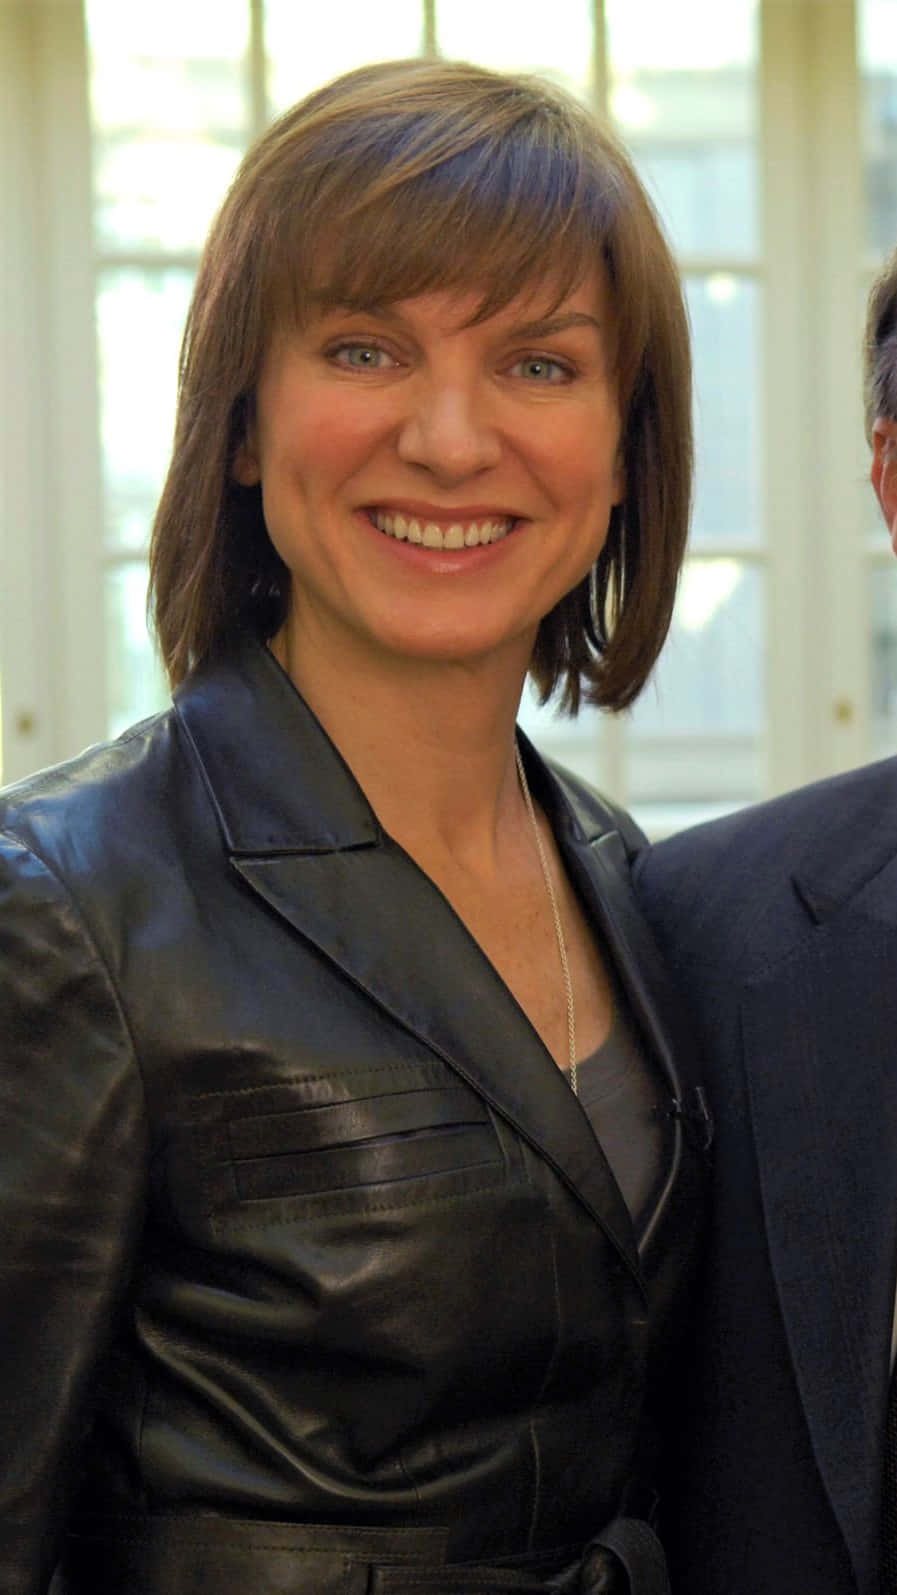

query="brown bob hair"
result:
[865,243,897,440]
[149,58,692,713]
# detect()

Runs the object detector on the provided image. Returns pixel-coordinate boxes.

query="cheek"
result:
[258,420,339,514]
[536,403,622,502]
[558,445,623,519]
[301,396,387,463]
[258,401,381,550]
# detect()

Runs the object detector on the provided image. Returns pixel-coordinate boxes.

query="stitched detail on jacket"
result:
[209,1172,512,1236]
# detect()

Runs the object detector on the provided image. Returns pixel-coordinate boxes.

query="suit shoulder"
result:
[635,755,897,967]
[646,755,897,887]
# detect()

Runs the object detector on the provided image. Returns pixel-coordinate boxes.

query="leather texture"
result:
[635,758,897,1595]
[0,640,705,1595]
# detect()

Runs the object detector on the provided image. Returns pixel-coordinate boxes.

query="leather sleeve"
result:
[0,831,148,1595]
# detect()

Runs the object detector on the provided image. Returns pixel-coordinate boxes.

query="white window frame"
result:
[1,0,105,784]
[1,0,888,814]
[761,0,871,792]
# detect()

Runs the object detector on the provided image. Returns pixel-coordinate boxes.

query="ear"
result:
[871,417,897,554]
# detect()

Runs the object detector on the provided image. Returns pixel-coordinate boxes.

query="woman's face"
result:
[234,269,624,682]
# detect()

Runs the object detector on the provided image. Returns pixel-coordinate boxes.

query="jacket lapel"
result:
[235,839,642,1283]
[533,751,708,1254]
[741,838,897,1592]
[543,794,700,1114]
[177,644,695,1291]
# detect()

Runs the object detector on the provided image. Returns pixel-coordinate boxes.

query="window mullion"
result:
[0,0,57,781]
[808,0,867,775]
[592,0,608,113]
[422,0,437,56]
[1,0,106,779]
[248,0,268,137]
[39,0,108,765]
[760,0,819,793]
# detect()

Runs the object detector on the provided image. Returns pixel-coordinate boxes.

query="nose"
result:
[396,377,501,483]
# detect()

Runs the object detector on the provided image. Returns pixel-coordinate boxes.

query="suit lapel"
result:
[177,643,697,1292]
[742,865,897,1592]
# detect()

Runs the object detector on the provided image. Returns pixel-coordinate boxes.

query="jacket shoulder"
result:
[0,708,191,885]
[542,756,647,858]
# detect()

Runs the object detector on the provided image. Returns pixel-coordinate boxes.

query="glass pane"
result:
[86,0,249,251]
[97,267,194,553]
[517,687,608,791]
[265,0,425,116]
[606,0,758,258]
[631,558,764,736]
[436,0,594,102]
[519,562,763,815]
[687,273,762,547]
[626,558,764,822]
[105,564,169,739]
[859,0,897,257]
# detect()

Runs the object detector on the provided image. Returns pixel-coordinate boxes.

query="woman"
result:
[0,59,705,1595]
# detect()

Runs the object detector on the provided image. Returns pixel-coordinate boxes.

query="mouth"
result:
[365,508,519,550]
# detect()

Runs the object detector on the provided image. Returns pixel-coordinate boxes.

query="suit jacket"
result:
[0,640,704,1595]
[635,759,897,1595]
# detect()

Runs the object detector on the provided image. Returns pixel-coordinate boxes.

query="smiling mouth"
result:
[366,509,518,549]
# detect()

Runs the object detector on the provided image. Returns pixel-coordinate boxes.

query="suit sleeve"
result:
[0,832,148,1595]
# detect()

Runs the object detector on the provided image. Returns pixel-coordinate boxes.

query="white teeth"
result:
[369,511,515,548]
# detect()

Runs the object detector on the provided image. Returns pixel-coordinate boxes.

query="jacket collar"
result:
[174,638,381,854]
[175,641,694,1296]
[787,757,897,927]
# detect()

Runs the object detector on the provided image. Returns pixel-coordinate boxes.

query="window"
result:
[862,0,897,758]
[2,0,894,832]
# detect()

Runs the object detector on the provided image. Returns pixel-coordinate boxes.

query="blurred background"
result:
[2,0,896,833]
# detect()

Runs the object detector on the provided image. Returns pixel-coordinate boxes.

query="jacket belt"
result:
[61,1512,669,1595]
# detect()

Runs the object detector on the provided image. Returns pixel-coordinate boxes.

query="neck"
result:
[271,613,536,873]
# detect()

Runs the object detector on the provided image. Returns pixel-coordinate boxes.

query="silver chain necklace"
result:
[514,745,578,1096]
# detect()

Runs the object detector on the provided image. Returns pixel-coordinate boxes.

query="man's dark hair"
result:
[865,244,897,438]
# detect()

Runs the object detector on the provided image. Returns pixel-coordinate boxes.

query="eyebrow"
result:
[316,301,603,340]
[507,312,603,340]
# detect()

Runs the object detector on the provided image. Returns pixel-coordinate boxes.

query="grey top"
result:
[564,995,671,1236]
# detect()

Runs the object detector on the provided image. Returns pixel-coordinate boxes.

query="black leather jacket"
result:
[0,642,705,1595]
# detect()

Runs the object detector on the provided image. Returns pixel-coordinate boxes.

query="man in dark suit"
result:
[635,245,897,1595]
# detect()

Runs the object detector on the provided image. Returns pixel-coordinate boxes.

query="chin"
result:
[378,624,535,672]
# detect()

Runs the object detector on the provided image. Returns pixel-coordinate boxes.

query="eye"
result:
[509,355,573,384]
[330,342,398,371]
